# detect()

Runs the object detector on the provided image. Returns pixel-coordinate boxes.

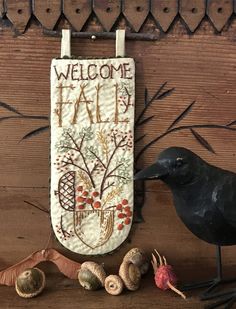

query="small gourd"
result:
[119,260,141,291]
[15,268,45,298]
[78,261,106,291]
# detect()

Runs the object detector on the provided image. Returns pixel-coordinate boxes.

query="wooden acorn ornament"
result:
[105,275,124,296]
[15,268,45,298]
[119,260,141,291]
[78,261,106,291]
[123,248,149,275]
[151,250,186,299]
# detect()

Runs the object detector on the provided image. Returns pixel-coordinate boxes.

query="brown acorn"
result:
[119,260,141,291]
[123,248,149,275]
[78,261,106,291]
[15,268,45,298]
[105,275,124,296]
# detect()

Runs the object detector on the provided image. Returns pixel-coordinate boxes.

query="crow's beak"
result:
[134,162,168,180]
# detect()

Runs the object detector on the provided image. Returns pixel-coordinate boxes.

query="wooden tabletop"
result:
[0,271,213,309]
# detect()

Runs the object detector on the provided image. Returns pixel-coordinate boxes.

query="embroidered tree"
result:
[98,129,133,199]
[55,127,133,212]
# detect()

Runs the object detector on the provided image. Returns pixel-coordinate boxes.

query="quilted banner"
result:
[51,58,135,255]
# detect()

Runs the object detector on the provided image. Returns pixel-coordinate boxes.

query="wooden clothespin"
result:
[116,29,125,57]
[61,29,71,58]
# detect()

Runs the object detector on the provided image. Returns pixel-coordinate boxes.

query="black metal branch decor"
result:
[134,84,236,165]
[0,101,49,140]
[2,82,235,156]
[133,82,236,222]
[1,82,236,222]
[133,83,175,222]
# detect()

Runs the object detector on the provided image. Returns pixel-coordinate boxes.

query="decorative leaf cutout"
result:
[21,125,49,141]
[0,101,23,115]
[0,115,49,123]
[226,120,236,127]
[0,249,81,286]
[137,115,154,126]
[0,116,20,122]
[135,82,170,126]
[190,129,215,154]
[135,123,235,164]
[167,101,196,131]
[24,200,49,214]
[134,134,146,144]
[149,81,167,104]
[157,88,175,100]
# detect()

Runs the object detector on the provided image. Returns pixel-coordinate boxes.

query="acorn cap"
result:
[15,268,45,298]
[119,261,141,291]
[123,248,143,265]
[105,275,124,296]
[123,248,149,275]
[78,261,106,290]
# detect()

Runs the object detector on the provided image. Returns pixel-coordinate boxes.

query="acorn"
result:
[15,268,46,298]
[119,260,141,291]
[105,275,124,296]
[123,248,149,275]
[78,261,106,290]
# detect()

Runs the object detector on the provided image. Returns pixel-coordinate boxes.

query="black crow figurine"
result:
[134,147,236,308]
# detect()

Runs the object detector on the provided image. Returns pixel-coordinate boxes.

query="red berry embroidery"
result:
[94,201,101,209]
[118,224,124,230]
[86,198,93,204]
[77,196,85,203]
[122,199,128,205]
[78,204,85,210]
[116,204,123,211]
[118,213,126,219]
[124,206,131,212]
[124,218,131,225]
[82,191,89,196]
[77,186,83,191]
[126,211,132,217]
[92,191,99,197]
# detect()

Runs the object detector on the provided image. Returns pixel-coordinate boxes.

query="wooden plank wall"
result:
[1,1,236,308]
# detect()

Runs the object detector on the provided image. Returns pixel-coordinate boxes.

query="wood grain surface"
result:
[0,272,225,309]
[1,17,236,308]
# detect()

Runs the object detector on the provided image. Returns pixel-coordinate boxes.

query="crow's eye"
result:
[175,157,184,168]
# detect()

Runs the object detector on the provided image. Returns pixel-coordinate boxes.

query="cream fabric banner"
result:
[51,58,135,255]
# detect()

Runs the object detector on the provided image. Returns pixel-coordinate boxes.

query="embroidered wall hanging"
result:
[50,33,135,255]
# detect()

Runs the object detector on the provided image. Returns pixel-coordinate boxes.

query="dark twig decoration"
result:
[24,200,49,214]
[133,82,175,222]
[133,82,236,222]
[1,82,236,223]
[134,134,146,144]
[0,101,23,115]
[167,100,196,131]
[135,82,174,127]
[0,100,49,140]
[135,85,236,164]
[21,125,50,141]
[133,83,175,153]
[190,129,216,154]
[135,123,236,163]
